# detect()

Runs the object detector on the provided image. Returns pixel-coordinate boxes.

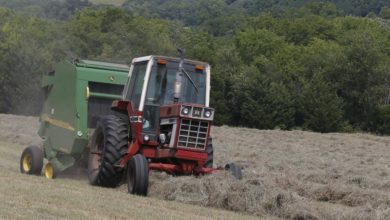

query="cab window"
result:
[126,61,147,110]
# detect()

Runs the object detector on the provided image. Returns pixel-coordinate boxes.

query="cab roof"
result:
[132,55,210,67]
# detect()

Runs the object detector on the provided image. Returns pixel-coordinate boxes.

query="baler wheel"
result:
[127,154,149,196]
[20,146,43,175]
[44,163,56,179]
[88,115,128,187]
[204,138,213,168]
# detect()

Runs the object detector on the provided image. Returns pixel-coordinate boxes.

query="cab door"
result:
[125,61,148,111]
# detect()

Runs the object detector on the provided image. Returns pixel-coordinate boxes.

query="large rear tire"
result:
[20,146,43,175]
[88,115,128,187]
[204,138,213,168]
[127,154,149,196]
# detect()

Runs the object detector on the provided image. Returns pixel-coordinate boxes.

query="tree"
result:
[302,73,344,132]
[335,20,389,128]
[379,6,390,19]
[369,105,390,134]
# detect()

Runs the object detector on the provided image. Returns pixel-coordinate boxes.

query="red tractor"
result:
[88,52,241,195]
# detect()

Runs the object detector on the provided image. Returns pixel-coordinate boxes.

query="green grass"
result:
[0,141,257,220]
[89,0,126,7]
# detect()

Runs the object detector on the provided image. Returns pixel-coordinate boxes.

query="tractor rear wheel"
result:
[88,115,128,187]
[20,146,43,175]
[127,154,149,196]
[204,138,213,168]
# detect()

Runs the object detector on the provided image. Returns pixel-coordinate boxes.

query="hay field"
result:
[0,114,389,219]
[0,114,257,220]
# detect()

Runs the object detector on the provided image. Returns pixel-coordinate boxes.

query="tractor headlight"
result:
[181,106,191,115]
[204,109,212,118]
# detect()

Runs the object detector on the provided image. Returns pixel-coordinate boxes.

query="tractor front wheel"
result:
[20,146,43,175]
[127,154,149,196]
[204,138,213,168]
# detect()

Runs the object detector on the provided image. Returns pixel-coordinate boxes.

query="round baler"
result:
[20,59,129,179]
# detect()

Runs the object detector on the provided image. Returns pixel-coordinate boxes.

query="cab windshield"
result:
[145,61,206,106]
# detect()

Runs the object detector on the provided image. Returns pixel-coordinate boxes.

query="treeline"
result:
[0,2,390,134]
[121,0,390,25]
[0,0,91,20]
[4,0,390,23]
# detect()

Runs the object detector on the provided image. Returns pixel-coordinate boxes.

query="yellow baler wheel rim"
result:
[22,154,32,172]
[44,163,55,179]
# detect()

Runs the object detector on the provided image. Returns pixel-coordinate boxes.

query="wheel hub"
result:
[44,163,55,179]
[22,154,32,172]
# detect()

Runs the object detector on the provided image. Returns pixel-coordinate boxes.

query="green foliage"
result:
[0,2,390,135]
[334,19,389,127]
[65,7,179,61]
[121,0,390,23]
[236,28,286,63]
[301,74,343,132]
[0,0,91,20]
[369,105,390,134]
[0,8,61,114]
[379,7,390,19]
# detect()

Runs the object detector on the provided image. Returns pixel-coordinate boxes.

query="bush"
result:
[369,105,390,134]
[302,73,343,132]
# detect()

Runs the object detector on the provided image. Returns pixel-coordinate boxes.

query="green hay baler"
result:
[20,59,128,178]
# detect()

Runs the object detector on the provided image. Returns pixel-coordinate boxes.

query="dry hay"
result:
[1,114,390,219]
[0,114,41,146]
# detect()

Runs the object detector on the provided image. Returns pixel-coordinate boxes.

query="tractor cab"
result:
[123,55,213,149]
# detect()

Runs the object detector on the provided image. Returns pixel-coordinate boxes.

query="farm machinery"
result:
[20,53,241,195]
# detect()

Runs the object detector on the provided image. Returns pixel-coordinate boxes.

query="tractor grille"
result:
[178,119,209,150]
